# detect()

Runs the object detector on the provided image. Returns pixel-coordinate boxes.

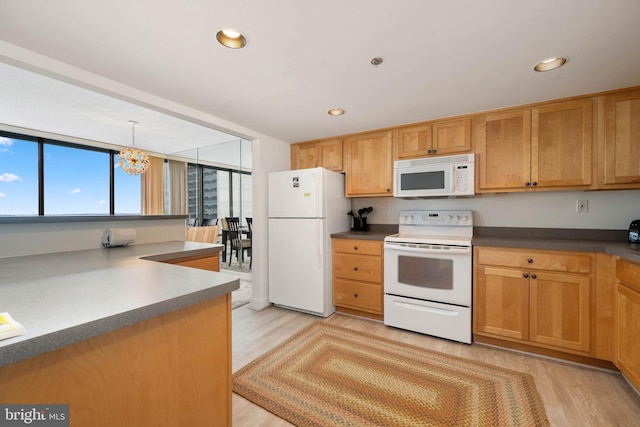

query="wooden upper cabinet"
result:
[603,89,640,187]
[395,118,472,160]
[291,139,344,172]
[432,118,472,155]
[318,139,344,172]
[290,142,319,170]
[532,99,593,188]
[345,130,394,197]
[476,99,593,192]
[476,109,531,191]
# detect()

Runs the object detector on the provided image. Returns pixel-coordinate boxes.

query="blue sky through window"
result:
[0,136,141,215]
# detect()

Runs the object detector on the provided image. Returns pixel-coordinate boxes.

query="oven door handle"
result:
[384,242,471,255]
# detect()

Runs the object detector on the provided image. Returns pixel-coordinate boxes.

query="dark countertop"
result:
[331,225,640,263]
[0,241,238,367]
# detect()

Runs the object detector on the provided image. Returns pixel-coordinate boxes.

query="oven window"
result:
[400,171,445,191]
[398,255,453,289]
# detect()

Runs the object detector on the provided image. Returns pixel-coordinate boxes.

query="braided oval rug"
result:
[233,322,549,427]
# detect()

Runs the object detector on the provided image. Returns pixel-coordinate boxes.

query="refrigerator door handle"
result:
[316,219,322,268]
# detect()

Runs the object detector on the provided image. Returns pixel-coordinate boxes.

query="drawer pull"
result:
[354,293,359,298]
[523,273,529,278]
[531,273,537,279]
[354,266,358,271]
[527,258,533,263]
[354,246,358,250]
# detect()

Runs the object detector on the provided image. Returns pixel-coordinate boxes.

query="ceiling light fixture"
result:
[216,29,247,49]
[533,57,567,72]
[328,108,345,116]
[118,121,150,176]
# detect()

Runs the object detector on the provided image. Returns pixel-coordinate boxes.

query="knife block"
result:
[352,217,368,232]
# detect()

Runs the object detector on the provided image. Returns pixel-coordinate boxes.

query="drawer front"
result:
[617,259,640,293]
[333,239,382,256]
[477,247,591,273]
[334,279,382,313]
[333,253,382,282]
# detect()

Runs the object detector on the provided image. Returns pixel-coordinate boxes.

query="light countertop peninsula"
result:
[0,241,238,367]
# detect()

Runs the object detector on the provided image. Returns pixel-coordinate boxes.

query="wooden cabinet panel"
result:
[319,139,344,171]
[432,118,472,155]
[530,272,590,351]
[332,238,384,319]
[475,266,529,340]
[291,142,319,170]
[345,130,394,197]
[396,124,432,159]
[604,89,640,186]
[616,283,640,389]
[169,254,220,272]
[477,247,591,273]
[333,239,382,256]
[476,110,531,190]
[475,246,596,358]
[333,253,382,283]
[334,279,382,313]
[532,99,593,187]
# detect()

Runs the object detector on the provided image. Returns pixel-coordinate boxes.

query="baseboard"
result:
[248,297,271,311]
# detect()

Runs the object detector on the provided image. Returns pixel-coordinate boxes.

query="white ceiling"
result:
[1,0,639,152]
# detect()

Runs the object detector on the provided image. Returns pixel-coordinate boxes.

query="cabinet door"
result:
[291,142,319,170]
[617,284,640,389]
[395,124,432,159]
[529,271,590,352]
[319,139,344,172]
[532,99,593,188]
[476,110,531,191]
[604,89,640,186]
[475,266,529,340]
[345,130,394,197]
[432,118,472,155]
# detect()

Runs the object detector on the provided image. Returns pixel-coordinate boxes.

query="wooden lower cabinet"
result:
[474,246,595,358]
[163,253,220,272]
[0,295,232,427]
[332,238,383,319]
[616,259,640,390]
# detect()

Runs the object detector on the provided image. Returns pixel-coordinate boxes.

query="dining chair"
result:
[201,218,217,226]
[226,217,251,268]
[186,225,219,244]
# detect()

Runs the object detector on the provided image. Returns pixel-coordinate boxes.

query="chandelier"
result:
[118,121,150,176]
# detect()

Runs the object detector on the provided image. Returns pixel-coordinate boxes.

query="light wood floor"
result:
[232,305,640,427]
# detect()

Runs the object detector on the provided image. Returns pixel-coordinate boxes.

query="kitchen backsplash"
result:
[351,189,640,230]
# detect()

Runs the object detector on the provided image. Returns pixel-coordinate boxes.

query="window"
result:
[44,143,110,214]
[187,163,251,225]
[0,135,38,215]
[0,131,142,216]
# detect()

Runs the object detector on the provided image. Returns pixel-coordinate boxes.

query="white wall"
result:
[353,189,640,230]
[249,137,291,311]
[0,218,186,258]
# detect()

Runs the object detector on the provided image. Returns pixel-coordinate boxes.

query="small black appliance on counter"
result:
[629,219,640,243]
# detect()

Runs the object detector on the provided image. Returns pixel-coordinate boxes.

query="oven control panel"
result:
[398,210,472,226]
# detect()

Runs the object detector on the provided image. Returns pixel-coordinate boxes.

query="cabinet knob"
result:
[386,188,391,192]
[531,274,537,279]
[432,149,437,154]
[354,246,358,250]
[532,181,538,187]
[354,293,359,298]
[527,258,533,263]
[427,149,433,154]
[354,266,358,271]
[523,273,529,278]
[525,182,531,187]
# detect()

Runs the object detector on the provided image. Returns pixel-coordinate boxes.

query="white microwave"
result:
[394,154,475,198]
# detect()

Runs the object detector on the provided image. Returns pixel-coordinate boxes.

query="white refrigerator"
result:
[268,167,350,317]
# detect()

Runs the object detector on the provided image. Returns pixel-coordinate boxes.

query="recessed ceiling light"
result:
[216,29,247,49]
[533,57,567,72]
[328,108,345,116]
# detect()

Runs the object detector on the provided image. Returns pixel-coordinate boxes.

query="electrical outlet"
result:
[577,200,589,213]
[388,202,395,213]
